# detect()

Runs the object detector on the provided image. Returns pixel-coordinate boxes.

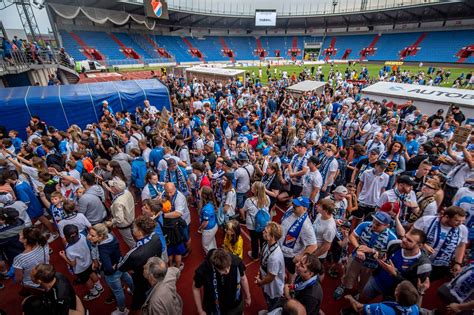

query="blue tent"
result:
[0,79,171,138]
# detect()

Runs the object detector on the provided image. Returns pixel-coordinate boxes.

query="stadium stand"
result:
[59,30,474,64]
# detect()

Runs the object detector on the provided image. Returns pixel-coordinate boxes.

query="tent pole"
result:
[58,86,70,127]
[86,83,100,123]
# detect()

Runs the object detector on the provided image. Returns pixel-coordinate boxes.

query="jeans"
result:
[105,270,135,309]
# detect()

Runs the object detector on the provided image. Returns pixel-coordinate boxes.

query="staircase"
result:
[69,32,104,61]
[182,37,205,62]
[57,64,80,84]
[455,44,473,63]
[108,33,141,59]
[255,37,267,60]
[145,35,173,59]
[399,33,427,60]
[342,49,352,60]
[323,37,337,61]
[219,37,235,63]
[359,34,380,60]
[129,34,160,59]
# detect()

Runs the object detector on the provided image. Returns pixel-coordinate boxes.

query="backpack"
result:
[334,158,347,187]
[255,209,271,232]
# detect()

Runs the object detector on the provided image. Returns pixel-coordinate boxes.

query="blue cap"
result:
[281,157,290,164]
[292,196,310,209]
[372,211,392,225]
[238,151,249,161]
[241,125,249,133]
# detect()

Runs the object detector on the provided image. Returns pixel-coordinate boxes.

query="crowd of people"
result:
[0,67,473,315]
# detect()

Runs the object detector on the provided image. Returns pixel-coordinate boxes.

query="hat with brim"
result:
[372,211,392,225]
[292,196,310,209]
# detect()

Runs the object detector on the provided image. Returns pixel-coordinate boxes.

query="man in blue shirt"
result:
[346,280,420,315]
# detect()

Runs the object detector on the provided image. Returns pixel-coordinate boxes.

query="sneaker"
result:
[333,284,346,300]
[179,263,185,271]
[95,285,104,294]
[84,290,101,301]
[111,308,129,315]
[104,296,116,305]
[47,233,59,243]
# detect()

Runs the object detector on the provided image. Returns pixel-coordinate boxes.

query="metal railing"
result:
[0,48,76,73]
[105,58,175,67]
[167,0,443,17]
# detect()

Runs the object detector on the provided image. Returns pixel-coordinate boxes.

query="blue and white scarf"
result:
[293,275,318,291]
[147,183,164,199]
[319,156,335,183]
[282,208,308,249]
[426,218,460,266]
[164,168,188,195]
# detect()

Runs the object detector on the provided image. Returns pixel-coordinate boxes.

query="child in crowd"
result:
[59,224,103,301]
[38,190,65,226]
[223,220,243,259]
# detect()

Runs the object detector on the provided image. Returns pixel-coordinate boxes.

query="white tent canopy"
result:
[362,82,474,118]
[286,80,326,95]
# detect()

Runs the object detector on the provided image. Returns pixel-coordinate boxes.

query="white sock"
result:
[90,287,98,295]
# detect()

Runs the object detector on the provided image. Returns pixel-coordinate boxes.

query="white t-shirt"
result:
[312,214,337,259]
[453,187,474,229]
[223,189,236,217]
[142,147,151,163]
[13,245,49,287]
[243,197,270,231]
[66,234,92,274]
[301,170,323,203]
[260,244,285,299]
[235,164,254,193]
[279,210,317,258]
[414,216,468,266]
[174,191,191,225]
[58,213,91,238]
[358,169,390,206]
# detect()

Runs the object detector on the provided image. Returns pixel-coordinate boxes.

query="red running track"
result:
[0,202,448,315]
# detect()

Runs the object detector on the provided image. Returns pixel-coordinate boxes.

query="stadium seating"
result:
[60,30,474,64]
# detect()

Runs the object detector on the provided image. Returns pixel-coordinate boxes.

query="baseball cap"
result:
[379,202,401,215]
[238,151,249,161]
[296,141,306,147]
[397,175,417,187]
[281,157,291,164]
[434,132,444,138]
[241,126,249,133]
[375,160,388,168]
[369,148,381,155]
[334,186,348,194]
[292,196,310,209]
[108,178,126,191]
[372,211,392,225]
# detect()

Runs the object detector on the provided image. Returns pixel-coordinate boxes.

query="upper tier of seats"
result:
[59,29,474,64]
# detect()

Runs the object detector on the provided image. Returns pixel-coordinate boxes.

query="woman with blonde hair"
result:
[223,220,243,259]
[240,181,270,260]
[198,186,218,254]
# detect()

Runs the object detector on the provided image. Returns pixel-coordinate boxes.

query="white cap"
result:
[333,186,348,194]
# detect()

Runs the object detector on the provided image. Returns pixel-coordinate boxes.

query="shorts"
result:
[167,243,186,256]
[358,204,376,220]
[284,256,296,274]
[182,224,190,241]
[236,192,247,209]
[75,265,93,283]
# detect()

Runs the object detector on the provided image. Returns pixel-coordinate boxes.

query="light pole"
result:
[332,0,338,14]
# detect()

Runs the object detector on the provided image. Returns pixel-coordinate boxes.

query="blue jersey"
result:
[15,181,43,219]
[363,302,420,315]
[354,222,398,268]
[149,147,164,169]
[200,202,217,230]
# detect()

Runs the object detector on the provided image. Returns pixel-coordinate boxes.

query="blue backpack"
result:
[254,208,271,232]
